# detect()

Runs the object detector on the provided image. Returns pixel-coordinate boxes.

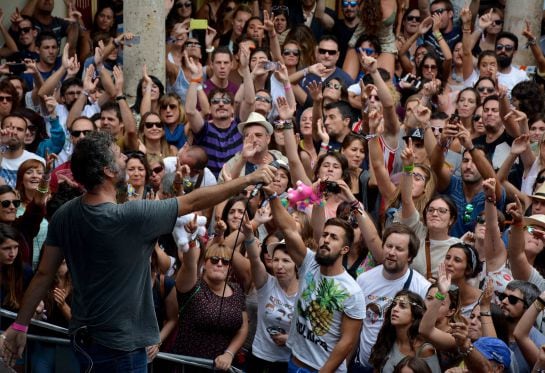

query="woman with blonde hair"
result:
[138,112,178,160]
[159,93,190,149]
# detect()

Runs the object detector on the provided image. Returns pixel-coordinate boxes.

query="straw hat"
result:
[237,112,273,135]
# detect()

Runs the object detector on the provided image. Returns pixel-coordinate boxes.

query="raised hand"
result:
[482,177,496,199]
[456,124,473,150]
[262,10,275,34]
[112,65,124,96]
[431,13,442,32]
[506,195,523,225]
[308,62,333,78]
[205,26,217,48]
[184,51,203,78]
[53,287,67,305]
[276,96,294,120]
[43,95,58,117]
[522,20,535,40]
[307,80,323,102]
[10,7,23,27]
[83,64,98,92]
[436,262,452,295]
[368,109,384,134]
[315,118,329,144]
[418,16,433,35]
[510,134,530,155]
[238,41,251,69]
[478,8,494,30]
[360,54,377,74]
[401,138,415,166]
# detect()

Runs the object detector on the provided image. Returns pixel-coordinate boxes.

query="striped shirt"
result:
[194,120,243,177]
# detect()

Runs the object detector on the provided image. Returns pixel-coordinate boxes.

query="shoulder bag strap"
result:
[425,238,432,280]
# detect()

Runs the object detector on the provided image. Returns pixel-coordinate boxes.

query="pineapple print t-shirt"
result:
[287,249,365,372]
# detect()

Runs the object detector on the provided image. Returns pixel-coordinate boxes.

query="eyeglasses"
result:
[368,94,379,101]
[0,96,13,103]
[357,47,375,55]
[160,103,178,110]
[431,126,443,134]
[144,121,163,129]
[19,27,33,34]
[151,166,164,174]
[210,97,232,105]
[423,64,438,71]
[184,41,200,48]
[495,291,525,306]
[463,203,474,224]
[432,8,446,15]
[477,87,495,94]
[325,82,341,90]
[427,206,449,215]
[496,44,514,52]
[406,15,421,22]
[176,2,192,8]
[473,114,482,121]
[476,215,485,225]
[0,199,21,208]
[255,95,272,103]
[343,1,358,7]
[71,130,92,137]
[318,48,337,56]
[208,256,232,266]
[412,173,427,182]
[492,20,503,26]
[27,125,37,133]
[282,48,300,56]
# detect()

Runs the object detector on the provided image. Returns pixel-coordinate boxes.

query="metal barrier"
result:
[0,308,244,373]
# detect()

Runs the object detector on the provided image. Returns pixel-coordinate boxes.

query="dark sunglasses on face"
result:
[423,64,438,70]
[27,125,37,133]
[0,199,21,208]
[71,130,92,138]
[282,48,300,56]
[160,103,178,110]
[210,97,232,105]
[477,87,495,94]
[496,44,514,52]
[492,20,503,26]
[151,166,164,174]
[175,2,192,8]
[431,126,443,134]
[255,95,272,103]
[318,48,337,56]
[473,114,482,121]
[144,121,163,129]
[184,41,200,48]
[209,256,232,265]
[357,47,375,55]
[495,290,525,306]
[432,8,446,15]
[19,27,33,34]
[476,215,485,225]
[343,1,358,7]
[0,96,13,103]
[406,15,421,22]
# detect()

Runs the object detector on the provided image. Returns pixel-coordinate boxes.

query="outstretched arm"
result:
[507,196,533,281]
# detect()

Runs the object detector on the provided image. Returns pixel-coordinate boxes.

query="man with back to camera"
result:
[0,131,275,371]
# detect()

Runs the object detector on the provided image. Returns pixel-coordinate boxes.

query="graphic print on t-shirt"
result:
[298,275,349,337]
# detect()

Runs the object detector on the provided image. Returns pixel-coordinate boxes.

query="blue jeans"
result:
[287,356,318,373]
[71,335,147,373]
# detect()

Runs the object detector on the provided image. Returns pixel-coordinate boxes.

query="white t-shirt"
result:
[0,151,45,188]
[497,67,529,95]
[252,275,298,362]
[163,156,217,187]
[357,265,430,367]
[288,249,365,372]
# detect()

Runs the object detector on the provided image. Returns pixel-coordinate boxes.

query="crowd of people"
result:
[0,0,545,372]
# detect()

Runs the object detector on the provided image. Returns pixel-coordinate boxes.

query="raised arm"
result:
[139,64,153,115]
[482,178,507,272]
[38,43,72,97]
[238,42,255,122]
[314,0,335,30]
[308,80,324,144]
[513,290,544,368]
[367,110,396,200]
[507,196,532,281]
[431,13,452,74]
[461,8,476,80]
[263,10,281,62]
[430,125,454,192]
[400,140,418,219]
[184,55,205,134]
[0,9,18,56]
[523,20,545,74]
[175,238,200,293]
[243,210,269,289]
[66,65,95,129]
[112,66,138,151]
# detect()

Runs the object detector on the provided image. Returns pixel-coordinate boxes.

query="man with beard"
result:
[473,95,514,170]
[21,31,60,89]
[422,0,461,61]
[495,32,529,95]
[0,131,275,371]
[431,120,504,237]
[332,0,360,66]
[353,223,430,371]
[0,114,45,187]
[267,185,364,373]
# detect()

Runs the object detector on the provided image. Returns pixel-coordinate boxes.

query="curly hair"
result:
[370,290,426,370]
[360,0,383,37]
[71,131,120,191]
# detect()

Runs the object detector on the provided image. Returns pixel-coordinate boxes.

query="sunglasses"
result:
[318,48,337,56]
[160,103,178,110]
[184,41,200,48]
[463,203,474,224]
[208,256,232,266]
[343,1,358,7]
[477,87,495,94]
[210,97,232,105]
[427,206,449,215]
[71,130,92,138]
[357,47,375,55]
[432,8,446,15]
[255,95,272,103]
[27,125,37,133]
[431,126,443,134]
[476,215,485,225]
[0,96,13,103]
[176,2,192,8]
[19,27,33,34]
[406,15,421,22]
[368,94,379,101]
[144,121,163,129]
[282,48,300,56]
[492,20,503,26]
[536,176,545,184]
[325,82,341,90]
[0,199,21,208]
[151,166,164,174]
[423,64,438,71]
[496,44,514,52]
[495,291,525,306]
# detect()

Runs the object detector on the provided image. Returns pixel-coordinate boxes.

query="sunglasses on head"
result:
[318,48,337,56]
[144,121,163,129]
[282,48,300,56]
[406,15,421,22]
[160,103,178,110]
[496,44,514,52]
[477,87,495,94]
[151,166,164,174]
[357,47,375,55]
[255,95,272,103]
[210,97,232,105]
[71,130,92,138]
[0,199,21,208]
[495,290,525,306]
[463,203,474,224]
[208,256,232,265]
[271,5,289,16]
[342,1,358,7]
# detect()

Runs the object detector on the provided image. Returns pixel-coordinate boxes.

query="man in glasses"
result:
[0,131,276,371]
[332,0,360,66]
[6,16,39,62]
[422,0,461,61]
[0,114,45,188]
[495,32,529,95]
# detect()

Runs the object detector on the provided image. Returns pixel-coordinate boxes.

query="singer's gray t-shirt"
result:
[45,196,178,350]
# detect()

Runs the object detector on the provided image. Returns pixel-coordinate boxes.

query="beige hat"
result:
[266,239,287,258]
[531,184,545,201]
[523,215,545,230]
[237,112,274,135]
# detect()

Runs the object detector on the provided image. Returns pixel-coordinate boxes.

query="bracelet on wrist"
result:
[479,311,492,317]
[115,95,126,102]
[284,84,292,91]
[206,46,215,53]
[364,133,378,140]
[224,349,235,358]
[11,322,28,333]
[434,291,446,301]
[403,164,415,173]
[190,76,203,84]
[458,343,474,358]
[320,142,330,151]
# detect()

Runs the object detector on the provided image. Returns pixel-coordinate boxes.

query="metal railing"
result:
[0,308,244,373]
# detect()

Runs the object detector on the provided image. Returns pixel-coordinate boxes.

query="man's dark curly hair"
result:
[71,131,120,191]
